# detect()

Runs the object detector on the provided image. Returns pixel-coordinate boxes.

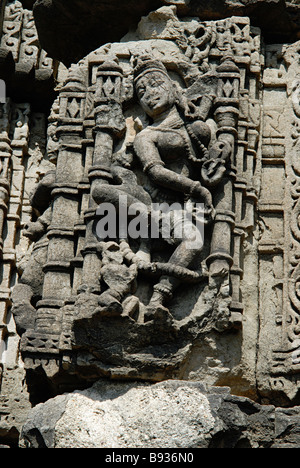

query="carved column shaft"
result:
[0,100,11,257]
[35,70,86,337]
[0,101,30,376]
[81,59,125,293]
[207,57,240,302]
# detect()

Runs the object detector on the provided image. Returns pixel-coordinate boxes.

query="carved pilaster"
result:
[268,43,300,401]
[20,66,86,365]
[0,99,11,258]
[206,55,240,324]
[81,57,125,293]
[0,0,23,61]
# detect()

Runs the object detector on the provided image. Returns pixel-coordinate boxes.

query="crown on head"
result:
[133,53,170,82]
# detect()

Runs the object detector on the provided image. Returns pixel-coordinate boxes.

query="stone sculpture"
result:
[4,0,300,449]
[13,7,257,396]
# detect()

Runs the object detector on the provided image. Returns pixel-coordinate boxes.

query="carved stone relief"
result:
[8,7,264,398]
[0,0,52,73]
[0,96,54,438]
[4,0,300,448]
[256,41,300,405]
[0,2,70,441]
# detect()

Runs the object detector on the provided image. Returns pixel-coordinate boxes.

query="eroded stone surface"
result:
[20,380,300,449]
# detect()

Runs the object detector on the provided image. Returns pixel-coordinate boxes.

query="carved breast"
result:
[154,126,191,164]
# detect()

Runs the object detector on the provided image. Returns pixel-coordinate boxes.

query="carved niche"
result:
[12,7,262,393]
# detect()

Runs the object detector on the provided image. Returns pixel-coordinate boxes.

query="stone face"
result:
[19,379,300,449]
[32,0,300,65]
[0,367,31,446]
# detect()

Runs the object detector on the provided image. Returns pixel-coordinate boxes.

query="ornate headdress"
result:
[133,53,170,83]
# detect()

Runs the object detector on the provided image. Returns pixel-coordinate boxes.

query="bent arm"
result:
[134,131,195,193]
[148,164,194,195]
[134,131,212,205]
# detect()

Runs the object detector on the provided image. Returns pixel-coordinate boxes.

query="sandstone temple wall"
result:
[2,0,300,449]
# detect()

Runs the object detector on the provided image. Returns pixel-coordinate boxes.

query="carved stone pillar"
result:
[206,55,240,324]
[81,58,125,293]
[0,99,11,376]
[21,66,86,359]
[0,99,11,258]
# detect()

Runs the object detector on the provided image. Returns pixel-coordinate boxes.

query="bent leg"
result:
[148,218,204,311]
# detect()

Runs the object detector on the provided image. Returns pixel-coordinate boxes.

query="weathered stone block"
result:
[19,380,300,448]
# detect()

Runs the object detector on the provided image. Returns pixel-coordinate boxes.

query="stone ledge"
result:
[20,379,300,448]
